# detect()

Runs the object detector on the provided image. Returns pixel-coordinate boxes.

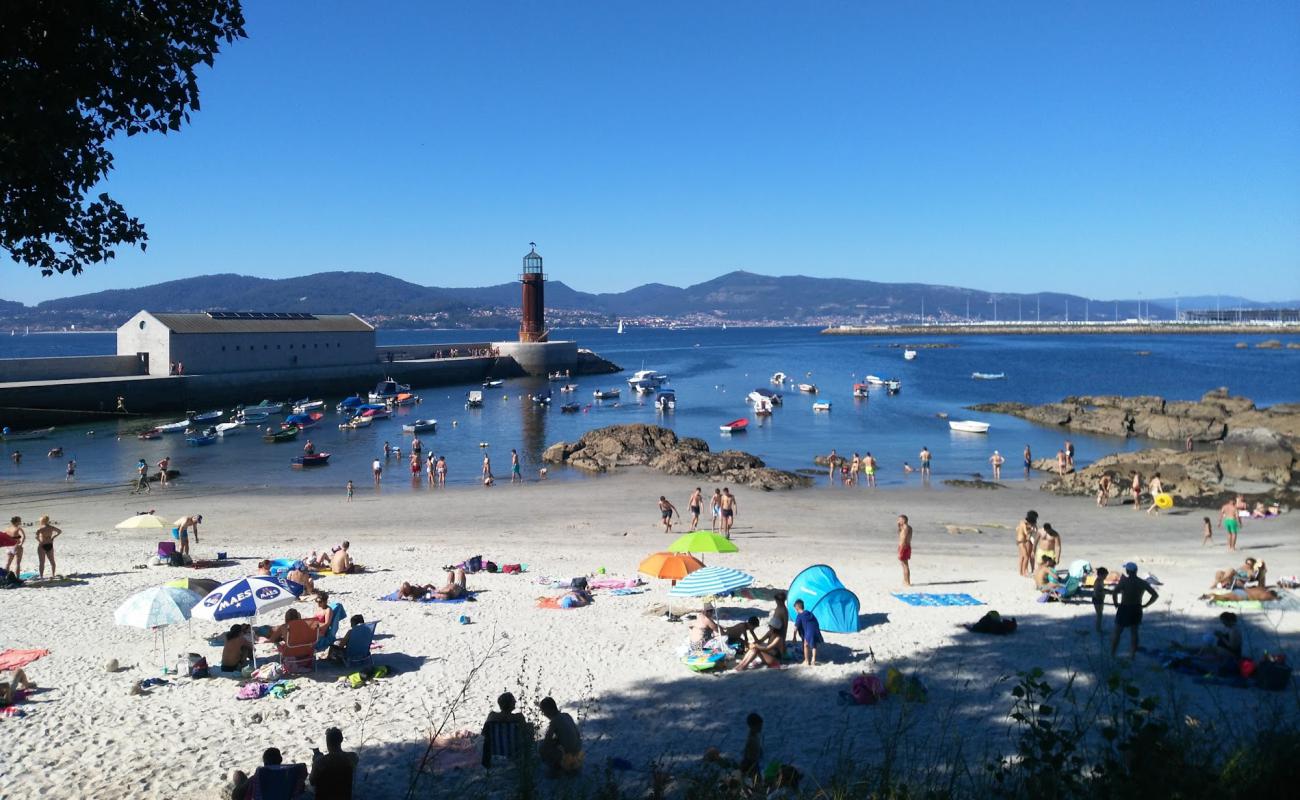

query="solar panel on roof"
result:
[206,311,318,320]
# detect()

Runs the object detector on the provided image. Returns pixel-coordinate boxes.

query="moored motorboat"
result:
[292,452,331,467]
[156,419,190,433]
[548,370,571,381]
[244,400,289,415]
[770,372,787,385]
[853,383,870,398]
[904,349,918,360]
[753,396,773,416]
[560,402,581,413]
[593,389,620,400]
[340,415,372,429]
[292,398,325,413]
[237,411,270,425]
[369,377,411,403]
[655,389,676,411]
[886,379,901,395]
[465,390,484,408]
[191,409,224,423]
[720,418,749,433]
[1,426,56,441]
[747,388,782,406]
[631,380,657,395]
[949,420,991,433]
[402,419,438,433]
[627,369,664,389]
[264,426,300,442]
[358,405,390,420]
[337,395,364,414]
[798,383,818,394]
[186,433,217,446]
[864,375,886,386]
[483,379,504,389]
[560,383,579,393]
[214,422,241,436]
[137,428,162,440]
[812,401,832,412]
[971,372,1006,380]
[391,392,419,407]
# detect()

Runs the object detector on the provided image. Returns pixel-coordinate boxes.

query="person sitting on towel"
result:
[330,542,354,574]
[723,617,761,648]
[221,625,254,673]
[1033,556,1061,590]
[558,588,592,608]
[1,668,35,706]
[431,568,467,600]
[285,564,315,596]
[689,603,722,648]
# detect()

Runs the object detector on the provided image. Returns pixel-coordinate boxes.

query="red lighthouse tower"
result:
[519,242,547,342]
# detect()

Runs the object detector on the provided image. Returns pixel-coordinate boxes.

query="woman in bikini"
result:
[33,515,62,579]
[1015,510,1038,577]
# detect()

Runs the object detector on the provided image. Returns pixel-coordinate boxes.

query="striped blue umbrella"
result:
[114,586,203,670]
[669,566,754,597]
[193,576,297,622]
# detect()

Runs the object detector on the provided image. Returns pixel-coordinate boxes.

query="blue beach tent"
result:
[786,565,861,633]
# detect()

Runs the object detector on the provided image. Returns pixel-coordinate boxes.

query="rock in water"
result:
[543,423,811,489]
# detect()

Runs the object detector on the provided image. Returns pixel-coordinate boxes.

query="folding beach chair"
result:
[341,621,378,669]
[481,718,530,768]
[314,602,345,652]
[279,619,317,674]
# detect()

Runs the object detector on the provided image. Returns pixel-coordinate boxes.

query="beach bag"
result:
[485,560,498,573]
[167,552,185,567]
[850,674,885,705]
[188,655,209,679]
[251,663,283,682]
[461,555,483,573]
[1238,658,1257,679]
[971,610,1017,635]
[1255,660,1292,691]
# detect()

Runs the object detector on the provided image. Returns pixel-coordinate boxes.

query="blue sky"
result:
[9,0,1299,303]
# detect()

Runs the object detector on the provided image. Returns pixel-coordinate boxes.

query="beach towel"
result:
[0,649,49,671]
[588,577,643,590]
[426,730,481,773]
[609,588,645,596]
[735,586,778,602]
[378,591,474,604]
[1207,589,1300,611]
[892,593,985,607]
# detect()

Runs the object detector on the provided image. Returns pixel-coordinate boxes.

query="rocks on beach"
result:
[971,389,1299,505]
[543,423,811,490]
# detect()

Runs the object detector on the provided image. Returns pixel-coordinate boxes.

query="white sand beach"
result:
[2,473,1298,799]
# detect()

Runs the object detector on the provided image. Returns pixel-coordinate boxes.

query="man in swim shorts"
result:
[897,514,912,586]
[175,514,202,558]
[919,446,931,476]
[687,487,703,529]
[710,489,722,531]
[863,453,877,487]
[658,496,678,533]
[1110,562,1158,658]
[1219,499,1241,550]
[34,515,62,579]
[719,488,738,538]
[510,449,522,484]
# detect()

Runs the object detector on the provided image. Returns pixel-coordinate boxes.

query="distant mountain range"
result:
[3,270,1294,330]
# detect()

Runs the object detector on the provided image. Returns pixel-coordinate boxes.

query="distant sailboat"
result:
[722,322,727,330]
[617,320,625,334]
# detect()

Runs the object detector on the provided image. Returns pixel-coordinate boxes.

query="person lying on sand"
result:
[1,668,35,705]
[1211,559,1264,591]
[398,581,435,600]
[1202,586,1280,602]
[557,589,592,609]
[431,568,467,600]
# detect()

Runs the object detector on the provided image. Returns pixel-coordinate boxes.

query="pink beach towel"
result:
[0,649,50,671]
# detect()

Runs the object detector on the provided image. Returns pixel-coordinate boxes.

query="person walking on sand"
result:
[1097,473,1112,507]
[687,487,703,530]
[1015,510,1038,577]
[1023,445,1032,478]
[510,449,522,484]
[897,514,913,586]
[156,456,170,488]
[346,480,354,502]
[658,496,678,533]
[1219,499,1241,550]
[1092,566,1110,633]
[710,489,723,531]
[826,449,838,482]
[1145,472,1165,514]
[1111,562,1158,658]
[1201,516,1213,546]
[720,488,739,538]
[919,446,931,477]
[372,458,383,483]
[33,515,61,579]
[1130,471,1142,511]
[132,458,151,494]
[4,516,26,577]
[989,450,1004,480]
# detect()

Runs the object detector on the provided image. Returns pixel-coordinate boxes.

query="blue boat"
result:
[337,395,364,413]
[186,433,217,446]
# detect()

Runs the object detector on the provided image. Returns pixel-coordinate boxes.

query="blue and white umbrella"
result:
[114,586,203,670]
[669,566,754,597]
[193,576,298,622]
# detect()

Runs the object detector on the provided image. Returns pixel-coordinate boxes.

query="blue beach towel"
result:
[379,591,474,604]
[892,592,985,607]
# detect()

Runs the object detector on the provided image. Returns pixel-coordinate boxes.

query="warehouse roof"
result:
[137,311,375,334]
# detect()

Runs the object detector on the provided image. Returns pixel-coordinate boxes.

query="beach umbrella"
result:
[638,552,705,581]
[193,576,297,623]
[669,566,754,597]
[115,514,170,530]
[667,530,739,555]
[114,586,202,670]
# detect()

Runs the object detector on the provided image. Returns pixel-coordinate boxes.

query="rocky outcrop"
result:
[969,388,1285,444]
[542,424,811,490]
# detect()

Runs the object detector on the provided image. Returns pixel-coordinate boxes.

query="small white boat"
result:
[655,390,676,411]
[617,320,625,334]
[369,378,411,403]
[214,422,241,436]
[904,349,917,360]
[797,383,818,394]
[340,415,372,429]
[972,372,1007,381]
[0,426,55,441]
[853,383,870,398]
[632,380,657,395]
[627,369,664,388]
[812,401,832,412]
[753,397,773,416]
[949,420,991,433]
[156,419,190,433]
[747,388,783,406]
[864,375,886,386]
[548,370,571,381]
[483,379,504,389]
[238,411,270,425]
[292,399,325,413]
[402,419,438,433]
[886,379,901,394]
[560,383,579,393]
[770,372,787,385]
[593,389,621,400]
[466,390,484,408]
[191,409,224,423]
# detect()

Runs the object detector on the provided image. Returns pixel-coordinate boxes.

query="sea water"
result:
[1,327,1297,490]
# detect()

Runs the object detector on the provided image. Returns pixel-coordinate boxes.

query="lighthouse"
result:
[519,242,546,343]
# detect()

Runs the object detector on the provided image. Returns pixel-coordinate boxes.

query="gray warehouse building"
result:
[117,311,376,376]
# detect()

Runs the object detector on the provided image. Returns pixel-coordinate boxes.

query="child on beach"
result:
[346,480,354,502]
[1201,516,1213,545]
[1092,567,1109,632]
[793,600,822,666]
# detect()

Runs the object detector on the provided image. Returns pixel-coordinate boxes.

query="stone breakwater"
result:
[542,424,812,490]
[970,388,1300,505]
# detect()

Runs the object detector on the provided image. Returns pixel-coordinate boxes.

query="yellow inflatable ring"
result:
[1155,493,1174,509]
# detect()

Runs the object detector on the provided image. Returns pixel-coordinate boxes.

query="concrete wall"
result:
[0,354,147,383]
[375,342,493,362]
[117,312,171,375]
[492,340,578,376]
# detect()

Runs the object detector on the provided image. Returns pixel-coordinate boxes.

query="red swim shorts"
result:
[898,545,912,562]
